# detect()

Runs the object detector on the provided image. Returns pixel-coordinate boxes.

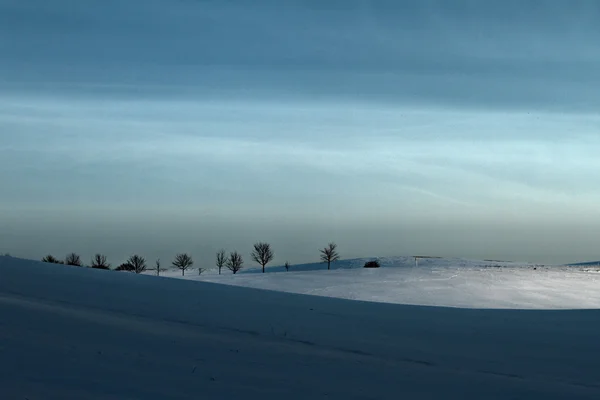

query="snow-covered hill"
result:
[158,256,600,309]
[2,255,600,399]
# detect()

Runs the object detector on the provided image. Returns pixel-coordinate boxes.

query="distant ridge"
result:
[566,260,600,266]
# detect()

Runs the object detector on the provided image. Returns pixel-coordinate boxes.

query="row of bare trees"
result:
[40,242,341,274]
[42,252,196,275]
[212,242,275,275]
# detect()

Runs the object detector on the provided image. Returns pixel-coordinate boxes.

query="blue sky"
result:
[1,0,600,266]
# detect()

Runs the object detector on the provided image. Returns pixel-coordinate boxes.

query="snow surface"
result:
[2,255,600,399]
[160,256,600,309]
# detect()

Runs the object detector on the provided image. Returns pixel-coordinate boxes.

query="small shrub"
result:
[90,254,111,270]
[42,255,64,264]
[364,260,381,269]
[65,253,83,266]
[116,262,135,272]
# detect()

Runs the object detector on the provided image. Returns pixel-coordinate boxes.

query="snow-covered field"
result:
[2,255,600,399]
[160,256,600,309]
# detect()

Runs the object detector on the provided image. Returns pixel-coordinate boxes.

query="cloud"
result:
[1,1,600,111]
[1,1,599,264]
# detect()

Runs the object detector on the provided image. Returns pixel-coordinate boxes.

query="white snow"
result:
[162,256,600,309]
[2,255,600,399]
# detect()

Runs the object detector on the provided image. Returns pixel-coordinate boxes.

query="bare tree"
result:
[284,261,290,272]
[42,255,64,264]
[216,249,226,275]
[226,251,243,274]
[155,259,161,276]
[90,254,111,270]
[251,242,274,273]
[127,254,147,274]
[172,253,193,276]
[198,266,206,275]
[65,252,82,267]
[320,242,340,270]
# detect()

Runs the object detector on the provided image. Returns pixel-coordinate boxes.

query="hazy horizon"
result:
[2,0,600,267]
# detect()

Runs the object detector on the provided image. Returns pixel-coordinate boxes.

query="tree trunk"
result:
[182,269,184,276]
[262,264,265,273]
[328,260,331,270]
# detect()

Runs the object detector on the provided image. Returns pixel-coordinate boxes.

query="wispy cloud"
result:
[1,1,599,264]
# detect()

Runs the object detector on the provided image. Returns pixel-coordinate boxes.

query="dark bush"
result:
[116,262,135,272]
[65,253,83,266]
[42,255,64,264]
[363,260,381,268]
[91,254,111,270]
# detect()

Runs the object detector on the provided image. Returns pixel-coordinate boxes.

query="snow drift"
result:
[1,255,600,399]
[163,256,600,309]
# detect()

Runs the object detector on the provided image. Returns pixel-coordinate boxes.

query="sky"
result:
[1,0,600,267]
